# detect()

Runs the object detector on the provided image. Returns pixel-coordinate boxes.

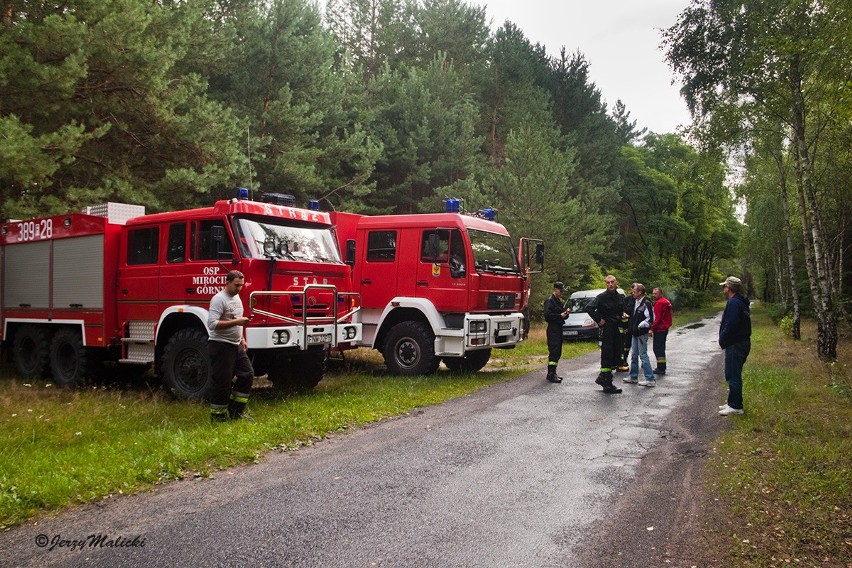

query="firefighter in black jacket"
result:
[543,281,571,383]
[586,275,624,393]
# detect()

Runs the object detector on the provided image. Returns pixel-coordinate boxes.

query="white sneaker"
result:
[718,405,744,416]
[719,404,727,410]
[637,380,656,387]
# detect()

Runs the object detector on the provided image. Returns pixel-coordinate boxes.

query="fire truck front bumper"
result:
[434,313,524,356]
[245,323,362,350]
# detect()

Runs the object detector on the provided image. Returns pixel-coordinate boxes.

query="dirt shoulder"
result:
[575,358,731,568]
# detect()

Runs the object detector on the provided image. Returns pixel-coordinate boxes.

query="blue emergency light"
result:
[308,200,320,211]
[445,198,460,213]
[479,208,496,221]
[236,187,250,200]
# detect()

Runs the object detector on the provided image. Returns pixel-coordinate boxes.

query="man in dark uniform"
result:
[586,275,624,394]
[543,281,571,383]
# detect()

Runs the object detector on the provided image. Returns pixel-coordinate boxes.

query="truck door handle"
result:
[185,288,195,294]
[416,280,428,287]
[121,289,129,295]
[361,279,372,284]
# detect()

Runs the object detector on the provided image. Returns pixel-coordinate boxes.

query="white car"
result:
[562,288,625,341]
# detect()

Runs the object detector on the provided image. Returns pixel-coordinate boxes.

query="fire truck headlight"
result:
[343,326,356,340]
[469,321,487,334]
[263,237,276,256]
[272,330,290,345]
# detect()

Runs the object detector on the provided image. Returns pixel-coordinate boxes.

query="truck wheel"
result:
[442,348,492,373]
[161,328,210,400]
[290,349,326,391]
[383,321,439,376]
[268,349,326,393]
[13,325,52,379]
[49,328,91,388]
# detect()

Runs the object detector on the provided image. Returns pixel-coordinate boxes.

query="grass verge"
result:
[707,305,851,567]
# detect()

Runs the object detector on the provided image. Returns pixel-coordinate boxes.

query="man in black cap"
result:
[718,276,751,415]
[543,281,571,383]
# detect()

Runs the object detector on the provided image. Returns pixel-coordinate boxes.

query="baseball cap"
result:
[720,276,742,287]
[553,281,565,291]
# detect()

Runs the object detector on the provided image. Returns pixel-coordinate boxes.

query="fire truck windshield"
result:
[468,229,520,274]
[235,217,342,263]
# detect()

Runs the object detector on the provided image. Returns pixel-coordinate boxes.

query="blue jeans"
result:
[724,339,750,409]
[629,334,654,380]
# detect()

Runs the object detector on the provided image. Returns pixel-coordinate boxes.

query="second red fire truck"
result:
[0,193,361,398]
[330,200,543,375]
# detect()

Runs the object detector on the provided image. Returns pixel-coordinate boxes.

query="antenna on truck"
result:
[247,126,254,200]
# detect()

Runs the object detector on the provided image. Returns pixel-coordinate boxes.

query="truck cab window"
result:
[127,227,159,265]
[366,231,397,262]
[167,223,186,263]
[191,220,232,261]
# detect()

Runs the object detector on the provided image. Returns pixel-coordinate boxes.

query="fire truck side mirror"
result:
[345,239,356,266]
[211,225,234,265]
[427,233,441,261]
[211,225,224,244]
[535,242,545,266]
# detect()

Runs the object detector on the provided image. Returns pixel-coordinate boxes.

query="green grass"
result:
[0,366,529,529]
[708,305,851,567]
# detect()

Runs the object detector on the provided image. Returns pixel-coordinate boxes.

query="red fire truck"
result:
[330,201,543,375]
[0,194,361,398]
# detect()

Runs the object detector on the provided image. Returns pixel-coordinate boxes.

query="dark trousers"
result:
[546,325,562,367]
[652,330,668,371]
[620,327,631,365]
[724,339,750,410]
[208,340,254,407]
[600,323,621,372]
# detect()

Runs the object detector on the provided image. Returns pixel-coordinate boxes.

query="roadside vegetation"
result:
[706,305,850,567]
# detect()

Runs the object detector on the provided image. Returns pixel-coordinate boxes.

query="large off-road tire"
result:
[49,328,92,388]
[267,348,326,393]
[442,348,492,373]
[161,328,210,400]
[383,321,440,376]
[12,325,52,379]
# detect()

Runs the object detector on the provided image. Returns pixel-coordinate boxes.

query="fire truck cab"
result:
[0,196,361,398]
[331,205,542,375]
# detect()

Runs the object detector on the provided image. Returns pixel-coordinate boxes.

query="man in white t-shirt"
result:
[207,270,254,422]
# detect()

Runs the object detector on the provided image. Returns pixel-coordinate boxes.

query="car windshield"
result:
[468,229,519,274]
[234,216,342,263]
[569,297,595,312]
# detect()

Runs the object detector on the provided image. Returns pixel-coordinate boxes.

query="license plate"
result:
[565,330,578,336]
[308,333,332,344]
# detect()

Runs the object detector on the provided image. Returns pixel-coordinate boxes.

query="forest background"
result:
[0,0,848,358]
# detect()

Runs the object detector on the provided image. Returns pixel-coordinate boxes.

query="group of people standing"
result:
[544,276,670,392]
[544,274,750,416]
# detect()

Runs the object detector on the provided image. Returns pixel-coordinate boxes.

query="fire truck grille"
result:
[487,293,515,310]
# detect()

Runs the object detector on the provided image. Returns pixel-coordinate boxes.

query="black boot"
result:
[546,369,562,383]
[595,373,606,386]
[228,399,254,421]
[210,410,228,423]
[602,374,622,394]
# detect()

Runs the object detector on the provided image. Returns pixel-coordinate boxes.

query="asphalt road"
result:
[0,314,729,568]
